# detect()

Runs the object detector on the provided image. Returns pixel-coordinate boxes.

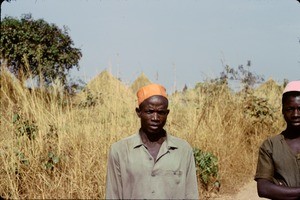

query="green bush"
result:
[193,148,220,191]
[13,113,38,140]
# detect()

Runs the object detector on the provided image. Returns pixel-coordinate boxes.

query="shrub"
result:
[193,148,220,192]
[13,113,38,140]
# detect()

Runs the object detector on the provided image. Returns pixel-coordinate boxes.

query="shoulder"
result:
[167,134,193,150]
[263,134,283,145]
[260,133,284,151]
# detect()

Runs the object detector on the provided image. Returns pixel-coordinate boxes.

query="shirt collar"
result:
[132,132,178,150]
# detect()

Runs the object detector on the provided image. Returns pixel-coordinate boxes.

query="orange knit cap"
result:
[137,83,167,105]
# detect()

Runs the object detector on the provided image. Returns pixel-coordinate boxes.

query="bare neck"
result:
[283,128,300,140]
[139,130,166,145]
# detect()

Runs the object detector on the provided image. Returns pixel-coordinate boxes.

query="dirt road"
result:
[213,180,268,200]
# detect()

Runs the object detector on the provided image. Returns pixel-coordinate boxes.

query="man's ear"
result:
[136,107,141,118]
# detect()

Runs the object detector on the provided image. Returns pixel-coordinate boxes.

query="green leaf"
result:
[52,156,60,164]
[12,113,20,123]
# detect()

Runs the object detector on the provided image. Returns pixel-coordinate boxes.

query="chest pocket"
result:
[163,170,183,185]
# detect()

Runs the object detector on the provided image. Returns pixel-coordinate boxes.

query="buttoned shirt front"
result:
[255,132,300,187]
[105,132,199,199]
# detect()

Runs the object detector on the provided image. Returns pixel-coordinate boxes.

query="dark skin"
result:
[257,94,300,200]
[135,95,169,161]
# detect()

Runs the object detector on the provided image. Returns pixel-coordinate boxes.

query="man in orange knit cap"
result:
[255,80,300,199]
[106,83,199,199]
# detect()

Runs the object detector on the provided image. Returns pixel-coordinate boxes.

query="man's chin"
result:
[289,124,300,131]
[147,130,160,135]
[146,128,164,135]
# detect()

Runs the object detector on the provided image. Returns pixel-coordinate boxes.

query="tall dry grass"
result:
[0,68,285,199]
[168,82,284,197]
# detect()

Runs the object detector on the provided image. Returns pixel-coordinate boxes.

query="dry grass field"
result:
[0,68,285,199]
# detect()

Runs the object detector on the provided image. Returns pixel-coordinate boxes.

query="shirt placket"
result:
[149,142,170,197]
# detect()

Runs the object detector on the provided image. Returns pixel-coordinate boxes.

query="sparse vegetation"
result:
[0,64,286,199]
[193,148,219,193]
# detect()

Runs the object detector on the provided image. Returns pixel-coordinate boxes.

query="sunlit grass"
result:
[0,68,284,199]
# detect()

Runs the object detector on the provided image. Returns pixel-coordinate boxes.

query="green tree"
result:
[0,14,82,86]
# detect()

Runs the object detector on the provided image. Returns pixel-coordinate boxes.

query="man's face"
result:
[136,95,169,135]
[282,95,300,130]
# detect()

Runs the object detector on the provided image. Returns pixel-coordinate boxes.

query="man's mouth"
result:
[291,120,300,125]
[149,124,159,129]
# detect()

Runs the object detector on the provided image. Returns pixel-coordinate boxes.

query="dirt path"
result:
[212,180,268,200]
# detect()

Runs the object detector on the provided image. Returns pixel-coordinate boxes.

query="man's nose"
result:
[152,112,159,120]
[294,108,300,116]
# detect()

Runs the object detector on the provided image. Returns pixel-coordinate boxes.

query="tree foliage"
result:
[1,0,12,6]
[0,14,82,86]
[219,63,264,89]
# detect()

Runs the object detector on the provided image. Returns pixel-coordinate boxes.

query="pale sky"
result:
[2,0,300,92]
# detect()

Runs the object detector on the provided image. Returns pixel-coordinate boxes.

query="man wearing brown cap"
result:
[255,80,300,199]
[105,83,199,199]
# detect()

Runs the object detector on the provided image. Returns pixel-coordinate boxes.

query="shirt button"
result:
[151,173,155,177]
[152,190,155,193]
[149,157,152,160]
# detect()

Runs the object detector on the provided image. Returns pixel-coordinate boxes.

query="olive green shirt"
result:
[255,133,300,187]
[105,132,199,199]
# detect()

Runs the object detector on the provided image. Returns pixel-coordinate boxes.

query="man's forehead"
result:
[141,96,168,108]
[143,95,168,104]
[144,104,168,109]
[285,95,300,101]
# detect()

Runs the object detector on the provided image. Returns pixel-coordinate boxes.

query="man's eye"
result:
[145,110,153,114]
[285,107,300,112]
[158,111,167,115]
